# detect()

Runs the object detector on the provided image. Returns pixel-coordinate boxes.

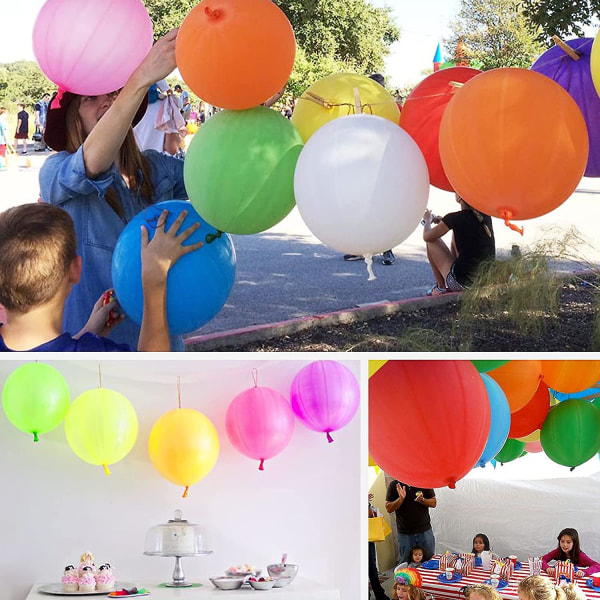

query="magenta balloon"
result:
[290,361,359,442]
[33,0,153,95]
[225,386,295,470]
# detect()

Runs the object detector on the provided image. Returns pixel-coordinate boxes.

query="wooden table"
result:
[26,578,340,600]
[417,556,600,600]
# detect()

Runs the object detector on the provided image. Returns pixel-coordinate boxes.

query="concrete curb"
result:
[184,292,461,351]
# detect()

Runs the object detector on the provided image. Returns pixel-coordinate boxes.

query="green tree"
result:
[520,0,600,42]
[446,0,547,70]
[143,0,197,39]
[0,62,54,109]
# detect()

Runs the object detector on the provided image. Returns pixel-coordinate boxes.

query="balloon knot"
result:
[449,482,456,489]
[33,432,39,443]
[500,210,524,235]
[50,87,66,110]
[204,6,221,19]
[570,466,575,472]
[259,459,265,471]
[326,432,334,443]
[103,464,111,476]
[183,486,189,498]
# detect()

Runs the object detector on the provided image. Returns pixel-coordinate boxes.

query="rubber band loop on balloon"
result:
[33,432,39,442]
[103,464,111,476]
[326,432,334,443]
[259,459,265,471]
[500,210,524,236]
[182,486,189,498]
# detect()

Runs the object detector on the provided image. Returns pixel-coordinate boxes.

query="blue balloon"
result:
[476,374,511,468]
[551,380,600,402]
[112,200,236,335]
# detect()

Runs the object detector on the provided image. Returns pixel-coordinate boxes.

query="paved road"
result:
[2,149,599,335]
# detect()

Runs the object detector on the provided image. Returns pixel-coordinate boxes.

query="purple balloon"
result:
[531,38,600,177]
[291,361,359,443]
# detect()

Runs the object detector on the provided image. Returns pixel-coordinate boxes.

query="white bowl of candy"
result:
[248,577,275,590]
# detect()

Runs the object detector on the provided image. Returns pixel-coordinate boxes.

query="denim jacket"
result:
[39,146,187,350]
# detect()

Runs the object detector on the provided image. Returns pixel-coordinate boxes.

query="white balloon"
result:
[294,114,429,256]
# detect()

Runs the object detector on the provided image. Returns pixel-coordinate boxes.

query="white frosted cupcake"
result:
[61,565,78,592]
[78,552,96,578]
[96,563,115,592]
[78,566,96,592]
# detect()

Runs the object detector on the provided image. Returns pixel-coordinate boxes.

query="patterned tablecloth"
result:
[417,556,600,600]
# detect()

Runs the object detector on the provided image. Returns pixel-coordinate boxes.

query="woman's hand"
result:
[131,29,179,91]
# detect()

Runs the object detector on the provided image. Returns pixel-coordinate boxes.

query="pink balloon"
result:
[525,440,544,453]
[33,0,153,95]
[291,361,359,442]
[225,386,295,470]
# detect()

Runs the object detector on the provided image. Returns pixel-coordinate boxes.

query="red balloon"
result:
[508,382,551,439]
[400,67,481,191]
[369,361,490,489]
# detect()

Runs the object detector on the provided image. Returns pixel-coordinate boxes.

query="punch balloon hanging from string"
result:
[225,369,295,470]
[148,376,220,498]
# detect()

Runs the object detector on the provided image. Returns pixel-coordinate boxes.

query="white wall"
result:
[0,358,361,600]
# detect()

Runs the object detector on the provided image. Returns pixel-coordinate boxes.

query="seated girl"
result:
[542,527,600,577]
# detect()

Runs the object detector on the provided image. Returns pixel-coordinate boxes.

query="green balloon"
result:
[2,363,70,441]
[592,397,600,410]
[184,107,303,235]
[472,360,510,373]
[494,438,525,463]
[541,399,600,468]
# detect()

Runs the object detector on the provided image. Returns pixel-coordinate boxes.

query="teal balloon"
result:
[477,374,510,467]
[540,399,600,468]
[184,107,304,235]
[494,438,525,464]
[472,360,510,373]
[2,363,70,441]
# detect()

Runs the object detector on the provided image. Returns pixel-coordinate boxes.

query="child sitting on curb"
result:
[0,203,201,351]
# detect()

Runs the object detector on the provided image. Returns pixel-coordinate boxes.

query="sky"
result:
[1,0,461,88]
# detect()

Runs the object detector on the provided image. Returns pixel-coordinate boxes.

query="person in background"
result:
[407,545,426,568]
[423,193,495,296]
[34,93,51,151]
[462,584,502,600]
[344,73,396,265]
[541,527,600,577]
[472,533,491,556]
[518,576,586,600]
[0,107,9,169]
[14,102,29,154]
[369,493,391,600]
[386,480,437,562]
[174,84,190,122]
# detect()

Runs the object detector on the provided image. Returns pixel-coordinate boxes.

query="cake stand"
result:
[144,509,212,587]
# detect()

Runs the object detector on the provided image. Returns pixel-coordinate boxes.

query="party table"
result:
[417,556,600,600]
[26,578,339,600]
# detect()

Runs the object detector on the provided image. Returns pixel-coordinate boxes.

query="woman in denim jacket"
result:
[40,30,187,350]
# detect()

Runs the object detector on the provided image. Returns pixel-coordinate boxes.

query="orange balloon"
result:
[439,68,588,226]
[488,360,543,412]
[176,0,296,110]
[541,360,600,394]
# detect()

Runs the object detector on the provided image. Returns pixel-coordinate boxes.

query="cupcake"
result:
[78,552,97,577]
[78,566,96,592]
[96,563,115,592]
[61,565,78,592]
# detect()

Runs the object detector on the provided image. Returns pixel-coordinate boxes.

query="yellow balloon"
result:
[291,73,400,142]
[148,408,219,497]
[516,429,540,443]
[369,360,388,378]
[65,388,138,474]
[591,30,600,98]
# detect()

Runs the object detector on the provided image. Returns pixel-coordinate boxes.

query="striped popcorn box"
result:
[528,557,542,575]
[459,554,475,576]
[500,560,514,582]
[440,552,458,570]
[554,561,574,584]
[491,560,504,576]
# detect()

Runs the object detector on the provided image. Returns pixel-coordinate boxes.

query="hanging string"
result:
[177,376,181,409]
[98,364,103,388]
[182,486,189,498]
[251,368,258,388]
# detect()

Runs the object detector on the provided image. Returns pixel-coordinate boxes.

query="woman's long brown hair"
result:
[65,96,155,218]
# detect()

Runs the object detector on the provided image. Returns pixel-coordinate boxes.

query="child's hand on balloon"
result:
[75,290,125,338]
[141,209,204,290]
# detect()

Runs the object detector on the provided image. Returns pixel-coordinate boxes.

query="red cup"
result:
[592,576,600,587]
